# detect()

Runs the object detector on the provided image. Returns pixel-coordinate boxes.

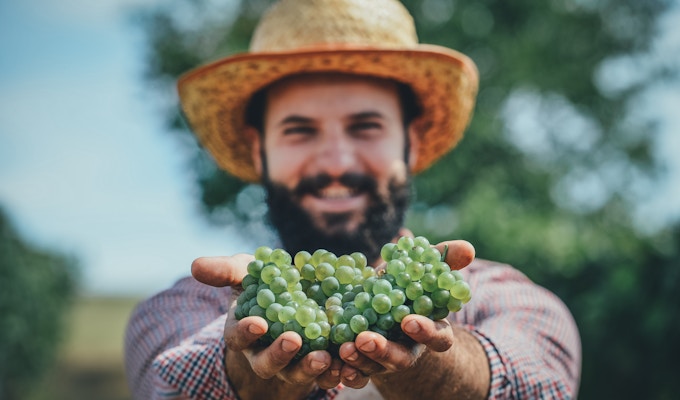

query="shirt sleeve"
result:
[124,277,233,399]
[452,260,582,399]
[124,276,341,400]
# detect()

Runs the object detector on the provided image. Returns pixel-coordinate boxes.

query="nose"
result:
[315,125,357,178]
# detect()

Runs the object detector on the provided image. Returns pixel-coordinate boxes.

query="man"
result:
[125,0,581,399]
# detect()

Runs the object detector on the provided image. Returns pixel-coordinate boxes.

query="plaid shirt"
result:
[124,259,581,399]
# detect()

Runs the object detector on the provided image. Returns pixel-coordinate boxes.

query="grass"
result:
[28,296,142,400]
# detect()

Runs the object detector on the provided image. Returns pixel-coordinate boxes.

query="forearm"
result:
[372,325,489,399]
[226,349,318,400]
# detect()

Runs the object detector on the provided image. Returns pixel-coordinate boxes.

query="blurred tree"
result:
[0,208,79,400]
[133,0,679,398]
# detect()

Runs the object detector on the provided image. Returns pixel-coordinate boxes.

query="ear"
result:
[245,126,263,177]
[407,118,422,172]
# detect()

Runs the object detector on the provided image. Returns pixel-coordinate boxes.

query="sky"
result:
[0,0,678,297]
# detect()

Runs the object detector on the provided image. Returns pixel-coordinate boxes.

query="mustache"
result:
[293,173,377,197]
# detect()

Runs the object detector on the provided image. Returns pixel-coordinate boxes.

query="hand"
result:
[191,254,345,397]
[335,238,474,384]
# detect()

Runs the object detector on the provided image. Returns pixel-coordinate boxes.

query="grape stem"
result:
[441,244,449,262]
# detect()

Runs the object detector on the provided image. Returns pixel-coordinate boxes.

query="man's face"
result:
[251,74,417,262]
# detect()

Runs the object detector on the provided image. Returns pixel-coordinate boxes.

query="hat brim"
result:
[177,44,479,182]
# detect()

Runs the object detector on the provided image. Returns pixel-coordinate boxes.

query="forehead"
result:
[265,73,402,117]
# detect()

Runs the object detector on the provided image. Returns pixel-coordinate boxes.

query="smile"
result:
[316,186,358,199]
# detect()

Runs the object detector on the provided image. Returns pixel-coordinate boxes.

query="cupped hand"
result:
[191,254,344,390]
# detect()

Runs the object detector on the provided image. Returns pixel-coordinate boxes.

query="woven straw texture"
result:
[178,0,479,182]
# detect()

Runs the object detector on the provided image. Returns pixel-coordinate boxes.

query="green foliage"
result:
[0,208,79,400]
[134,0,679,398]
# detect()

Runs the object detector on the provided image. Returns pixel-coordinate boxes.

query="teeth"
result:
[319,186,355,199]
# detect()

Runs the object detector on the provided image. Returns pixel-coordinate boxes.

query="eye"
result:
[283,126,316,136]
[349,121,382,137]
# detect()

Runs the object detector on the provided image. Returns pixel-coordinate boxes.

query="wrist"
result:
[225,348,317,400]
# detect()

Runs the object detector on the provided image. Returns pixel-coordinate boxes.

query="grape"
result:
[386,259,406,276]
[235,236,473,359]
[282,268,301,285]
[372,279,392,296]
[391,304,411,322]
[294,250,312,270]
[266,303,283,322]
[380,242,398,261]
[354,291,372,310]
[254,246,273,263]
[296,305,317,327]
[247,259,265,278]
[431,289,451,308]
[261,264,281,284]
[388,288,406,307]
[278,306,296,323]
[335,265,355,285]
[304,322,322,339]
[437,271,457,290]
[270,277,288,294]
[315,262,335,281]
[371,293,392,314]
[376,313,395,330]
[321,276,340,297]
[362,308,378,325]
[310,336,329,351]
[413,295,434,316]
[270,248,292,267]
[397,236,415,251]
[350,315,369,334]
[450,281,471,300]
[257,289,276,308]
[405,281,424,300]
[413,236,430,249]
[351,252,367,269]
[332,323,355,344]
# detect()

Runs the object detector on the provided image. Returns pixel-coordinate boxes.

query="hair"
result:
[244,74,422,163]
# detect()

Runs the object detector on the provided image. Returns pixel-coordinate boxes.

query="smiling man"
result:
[256,74,416,261]
[124,1,581,399]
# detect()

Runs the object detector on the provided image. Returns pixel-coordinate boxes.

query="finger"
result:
[397,227,414,239]
[249,331,302,379]
[277,350,332,385]
[401,314,454,353]
[339,341,385,376]
[316,358,343,389]
[339,364,371,389]
[353,331,420,372]
[434,240,475,270]
[223,316,268,351]
[191,254,253,287]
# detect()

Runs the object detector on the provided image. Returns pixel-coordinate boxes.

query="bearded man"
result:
[125,1,581,399]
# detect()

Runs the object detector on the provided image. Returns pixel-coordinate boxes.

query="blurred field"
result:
[29,296,142,400]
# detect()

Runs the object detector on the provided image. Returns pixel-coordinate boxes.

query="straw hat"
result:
[178,0,479,182]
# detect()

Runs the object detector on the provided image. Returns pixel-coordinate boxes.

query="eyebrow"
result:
[276,111,386,127]
[277,115,314,127]
[348,111,385,121]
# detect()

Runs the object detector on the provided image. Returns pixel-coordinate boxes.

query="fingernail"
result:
[310,359,327,371]
[281,338,298,352]
[346,372,357,381]
[404,320,421,334]
[345,351,358,361]
[331,369,340,377]
[248,324,265,335]
[359,340,376,353]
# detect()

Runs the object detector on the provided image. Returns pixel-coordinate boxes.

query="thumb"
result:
[434,240,475,270]
[191,254,254,287]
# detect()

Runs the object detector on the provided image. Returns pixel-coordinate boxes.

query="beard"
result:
[263,172,412,263]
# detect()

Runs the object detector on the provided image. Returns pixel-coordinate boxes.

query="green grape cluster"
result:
[234,236,471,358]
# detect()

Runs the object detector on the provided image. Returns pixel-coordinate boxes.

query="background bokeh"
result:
[1,0,679,399]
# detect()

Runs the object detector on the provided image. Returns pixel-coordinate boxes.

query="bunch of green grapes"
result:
[234,236,471,358]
